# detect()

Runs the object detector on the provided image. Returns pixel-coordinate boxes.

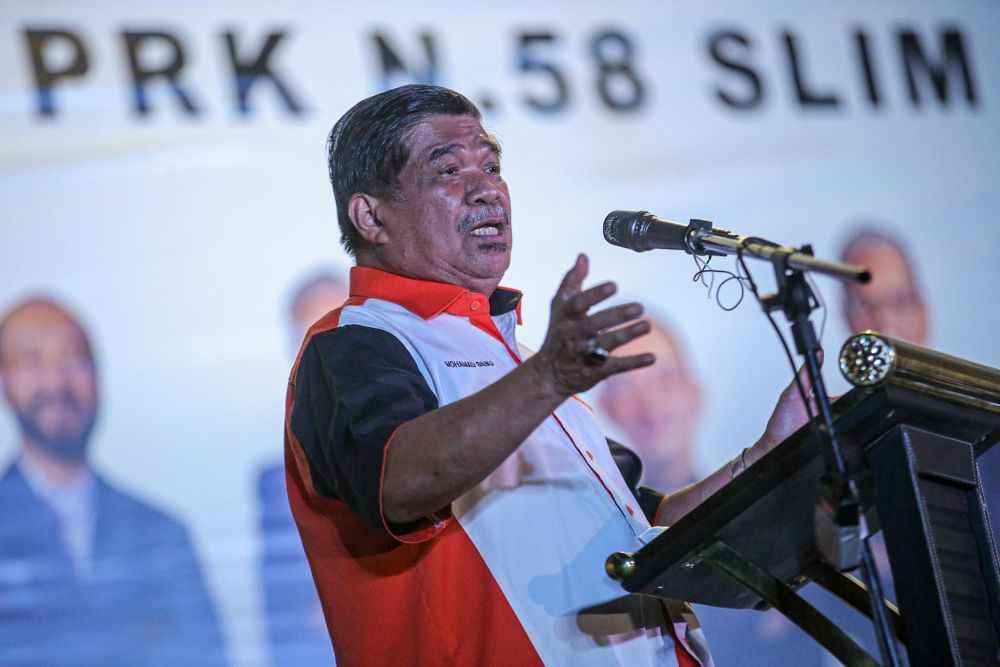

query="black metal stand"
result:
[699,540,879,666]
[753,243,902,667]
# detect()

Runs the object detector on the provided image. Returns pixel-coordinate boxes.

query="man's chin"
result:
[17,414,93,463]
[32,437,90,464]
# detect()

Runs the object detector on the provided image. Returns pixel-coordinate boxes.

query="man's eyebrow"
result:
[482,134,502,158]
[426,137,502,164]
[427,144,460,163]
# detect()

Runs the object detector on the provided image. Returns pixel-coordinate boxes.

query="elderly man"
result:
[285,84,809,666]
[0,297,226,667]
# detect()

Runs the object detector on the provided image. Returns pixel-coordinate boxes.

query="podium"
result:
[606,333,1000,666]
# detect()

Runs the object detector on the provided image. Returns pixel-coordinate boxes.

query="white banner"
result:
[1,2,998,665]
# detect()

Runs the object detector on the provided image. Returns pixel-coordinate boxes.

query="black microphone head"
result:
[603,210,652,252]
[604,210,690,253]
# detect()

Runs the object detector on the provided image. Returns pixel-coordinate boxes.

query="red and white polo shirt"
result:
[284,266,710,666]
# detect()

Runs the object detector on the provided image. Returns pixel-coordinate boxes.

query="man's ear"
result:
[348,193,390,246]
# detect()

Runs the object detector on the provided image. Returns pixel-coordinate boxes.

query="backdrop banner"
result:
[1,2,998,665]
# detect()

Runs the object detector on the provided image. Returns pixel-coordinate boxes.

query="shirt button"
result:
[626,505,635,516]
[470,301,481,311]
[585,450,594,460]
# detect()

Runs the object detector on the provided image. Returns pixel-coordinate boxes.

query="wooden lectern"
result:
[606,333,1000,666]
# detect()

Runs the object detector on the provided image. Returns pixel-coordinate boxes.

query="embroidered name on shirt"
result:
[444,360,495,368]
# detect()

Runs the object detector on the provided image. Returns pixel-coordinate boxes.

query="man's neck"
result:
[20,440,88,487]
[354,254,501,297]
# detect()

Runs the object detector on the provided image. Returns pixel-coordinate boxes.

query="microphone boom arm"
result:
[686,221,870,285]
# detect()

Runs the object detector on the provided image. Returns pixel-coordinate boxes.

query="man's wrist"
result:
[521,353,571,404]
[728,447,749,479]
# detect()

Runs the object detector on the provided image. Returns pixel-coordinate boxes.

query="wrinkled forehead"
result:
[404,114,501,161]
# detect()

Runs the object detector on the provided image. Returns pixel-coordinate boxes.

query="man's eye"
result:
[484,164,500,174]
[440,166,459,175]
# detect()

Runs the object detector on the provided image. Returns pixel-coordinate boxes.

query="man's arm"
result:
[382,254,653,525]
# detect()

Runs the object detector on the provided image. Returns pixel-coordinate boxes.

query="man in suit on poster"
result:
[0,297,227,667]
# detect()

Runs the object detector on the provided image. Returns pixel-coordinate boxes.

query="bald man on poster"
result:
[0,297,226,667]
[284,84,813,666]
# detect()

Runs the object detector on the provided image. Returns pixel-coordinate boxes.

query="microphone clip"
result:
[685,218,737,257]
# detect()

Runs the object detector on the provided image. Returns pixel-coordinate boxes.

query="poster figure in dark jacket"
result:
[258,271,347,666]
[0,297,226,667]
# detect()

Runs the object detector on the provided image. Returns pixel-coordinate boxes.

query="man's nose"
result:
[36,363,74,392]
[465,173,502,206]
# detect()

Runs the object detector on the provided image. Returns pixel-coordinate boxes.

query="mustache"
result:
[459,206,509,233]
[27,391,82,415]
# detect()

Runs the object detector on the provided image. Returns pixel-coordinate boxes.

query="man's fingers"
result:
[597,319,651,352]
[600,353,656,375]
[584,303,644,334]
[564,281,616,317]
[554,254,589,302]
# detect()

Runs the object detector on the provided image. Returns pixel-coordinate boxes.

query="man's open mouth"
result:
[471,225,503,237]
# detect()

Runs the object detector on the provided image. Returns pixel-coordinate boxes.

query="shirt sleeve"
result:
[289,324,444,540]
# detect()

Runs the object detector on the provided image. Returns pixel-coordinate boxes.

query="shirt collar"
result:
[349,266,522,322]
[16,455,96,518]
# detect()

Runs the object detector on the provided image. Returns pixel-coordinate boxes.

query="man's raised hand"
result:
[530,254,655,397]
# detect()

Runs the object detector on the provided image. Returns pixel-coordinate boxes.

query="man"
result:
[285,84,811,666]
[259,271,347,666]
[840,228,929,345]
[0,297,227,667]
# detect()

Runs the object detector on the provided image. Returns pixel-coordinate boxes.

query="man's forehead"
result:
[0,302,90,357]
[407,115,500,158]
[848,241,914,291]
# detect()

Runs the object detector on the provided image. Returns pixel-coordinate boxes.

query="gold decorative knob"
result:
[605,552,636,581]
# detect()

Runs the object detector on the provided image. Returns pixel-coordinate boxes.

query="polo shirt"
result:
[284,266,711,666]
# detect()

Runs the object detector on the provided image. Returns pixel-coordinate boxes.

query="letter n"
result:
[369,32,438,90]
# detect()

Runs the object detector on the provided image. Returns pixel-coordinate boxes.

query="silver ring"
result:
[584,338,610,366]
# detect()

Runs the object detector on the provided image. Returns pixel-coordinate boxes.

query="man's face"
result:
[0,302,97,463]
[843,240,929,345]
[368,114,512,295]
[598,323,702,484]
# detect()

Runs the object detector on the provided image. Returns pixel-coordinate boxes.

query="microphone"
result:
[603,210,697,253]
[603,209,870,284]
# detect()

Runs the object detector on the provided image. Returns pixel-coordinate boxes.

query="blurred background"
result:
[1,1,997,665]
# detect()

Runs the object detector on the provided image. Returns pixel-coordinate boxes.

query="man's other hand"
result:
[758,352,831,455]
